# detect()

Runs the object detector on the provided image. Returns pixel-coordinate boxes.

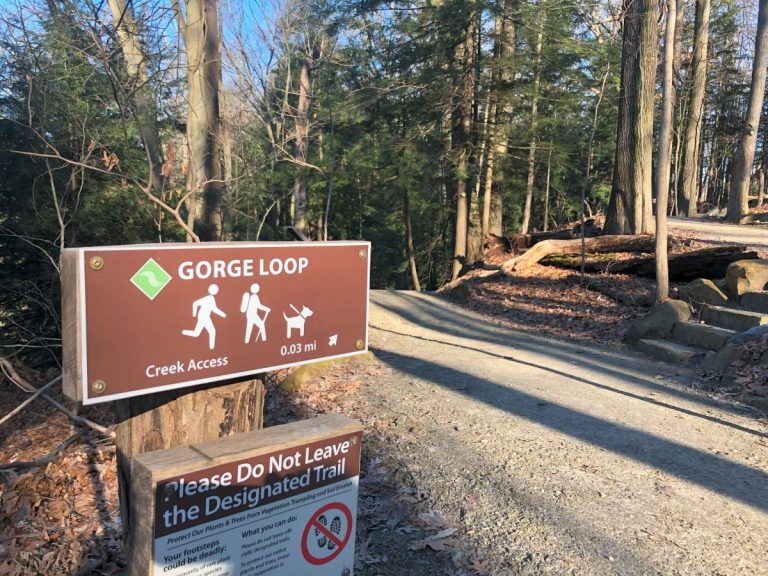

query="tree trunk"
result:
[669,0,685,213]
[465,16,484,264]
[757,117,768,207]
[468,80,490,264]
[481,106,497,238]
[679,0,710,217]
[489,193,503,236]
[451,12,477,281]
[403,189,421,291]
[116,379,264,552]
[605,0,658,235]
[217,3,233,239]
[182,0,223,241]
[106,0,165,196]
[543,144,553,232]
[521,27,543,235]
[728,0,768,222]
[581,60,610,279]
[293,56,313,234]
[656,0,677,302]
[481,0,517,241]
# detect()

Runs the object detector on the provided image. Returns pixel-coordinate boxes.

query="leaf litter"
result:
[2,235,766,574]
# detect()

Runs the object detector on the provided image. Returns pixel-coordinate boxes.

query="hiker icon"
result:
[241,283,271,343]
[181,284,226,350]
[284,304,313,338]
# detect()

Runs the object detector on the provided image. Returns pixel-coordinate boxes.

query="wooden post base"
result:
[115,378,265,549]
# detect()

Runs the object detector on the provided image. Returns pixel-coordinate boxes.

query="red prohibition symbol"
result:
[301,502,353,565]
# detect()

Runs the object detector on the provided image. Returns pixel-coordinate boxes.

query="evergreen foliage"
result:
[0,0,765,369]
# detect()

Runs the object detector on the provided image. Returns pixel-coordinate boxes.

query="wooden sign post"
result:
[130,414,362,576]
[59,241,371,564]
[61,241,370,403]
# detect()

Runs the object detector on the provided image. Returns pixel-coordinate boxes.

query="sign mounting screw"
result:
[89,256,104,271]
[358,249,367,260]
[91,380,107,394]
[355,339,365,350]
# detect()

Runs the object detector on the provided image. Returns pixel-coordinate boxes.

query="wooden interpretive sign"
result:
[129,414,362,576]
[61,242,370,404]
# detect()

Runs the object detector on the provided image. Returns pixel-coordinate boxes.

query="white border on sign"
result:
[77,241,371,405]
[79,249,90,406]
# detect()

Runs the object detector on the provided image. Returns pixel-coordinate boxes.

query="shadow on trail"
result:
[372,291,752,418]
[371,325,768,440]
[373,348,768,513]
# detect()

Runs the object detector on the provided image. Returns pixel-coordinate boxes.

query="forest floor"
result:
[1,228,768,575]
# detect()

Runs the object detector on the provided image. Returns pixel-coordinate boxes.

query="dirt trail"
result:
[362,290,768,575]
[668,217,768,251]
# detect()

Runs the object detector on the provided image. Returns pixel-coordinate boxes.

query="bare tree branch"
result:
[0,357,113,437]
[0,431,84,470]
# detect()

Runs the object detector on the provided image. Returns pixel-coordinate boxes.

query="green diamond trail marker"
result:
[130,258,172,300]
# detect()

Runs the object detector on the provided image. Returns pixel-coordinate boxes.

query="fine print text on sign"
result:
[129,414,362,576]
[61,241,370,404]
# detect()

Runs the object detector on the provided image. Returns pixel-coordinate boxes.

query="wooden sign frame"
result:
[61,242,370,404]
[129,414,362,576]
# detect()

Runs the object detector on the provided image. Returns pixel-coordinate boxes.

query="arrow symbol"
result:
[328,334,338,346]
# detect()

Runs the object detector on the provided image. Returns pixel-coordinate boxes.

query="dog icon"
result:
[284,304,313,338]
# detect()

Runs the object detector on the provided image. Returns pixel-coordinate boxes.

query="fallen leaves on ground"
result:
[724,334,768,407]
[408,528,457,551]
[448,265,652,346]
[264,359,492,574]
[0,432,122,575]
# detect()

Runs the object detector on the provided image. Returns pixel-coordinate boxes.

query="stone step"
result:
[700,304,768,332]
[671,321,736,350]
[741,291,768,314]
[637,339,708,364]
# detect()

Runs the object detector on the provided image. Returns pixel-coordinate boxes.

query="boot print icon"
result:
[314,514,342,550]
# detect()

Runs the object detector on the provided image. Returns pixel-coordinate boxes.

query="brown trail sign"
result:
[62,241,370,404]
[130,414,362,576]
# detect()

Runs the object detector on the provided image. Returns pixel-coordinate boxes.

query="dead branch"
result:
[0,357,113,438]
[0,356,35,392]
[0,376,60,427]
[0,431,84,470]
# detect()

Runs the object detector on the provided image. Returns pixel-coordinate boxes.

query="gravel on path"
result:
[351,290,768,575]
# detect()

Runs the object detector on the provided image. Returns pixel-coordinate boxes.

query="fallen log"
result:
[587,280,653,306]
[540,245,758,281]
[500,234,658,274]
[503,219,603,256]
[529,219,602,244]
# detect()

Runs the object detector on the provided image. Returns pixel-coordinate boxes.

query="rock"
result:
[725,259,768,297]
[624,299,691,344]
[702,344,741,373]
[741,291,768,313]
[700,305,768,332]
[672,321,735,350]
[714,278,728,292]
[677,278,729,310]
[637,338,706,363]
[748,396,768,415]
[445,281,473,303]
[727,324,768,345]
